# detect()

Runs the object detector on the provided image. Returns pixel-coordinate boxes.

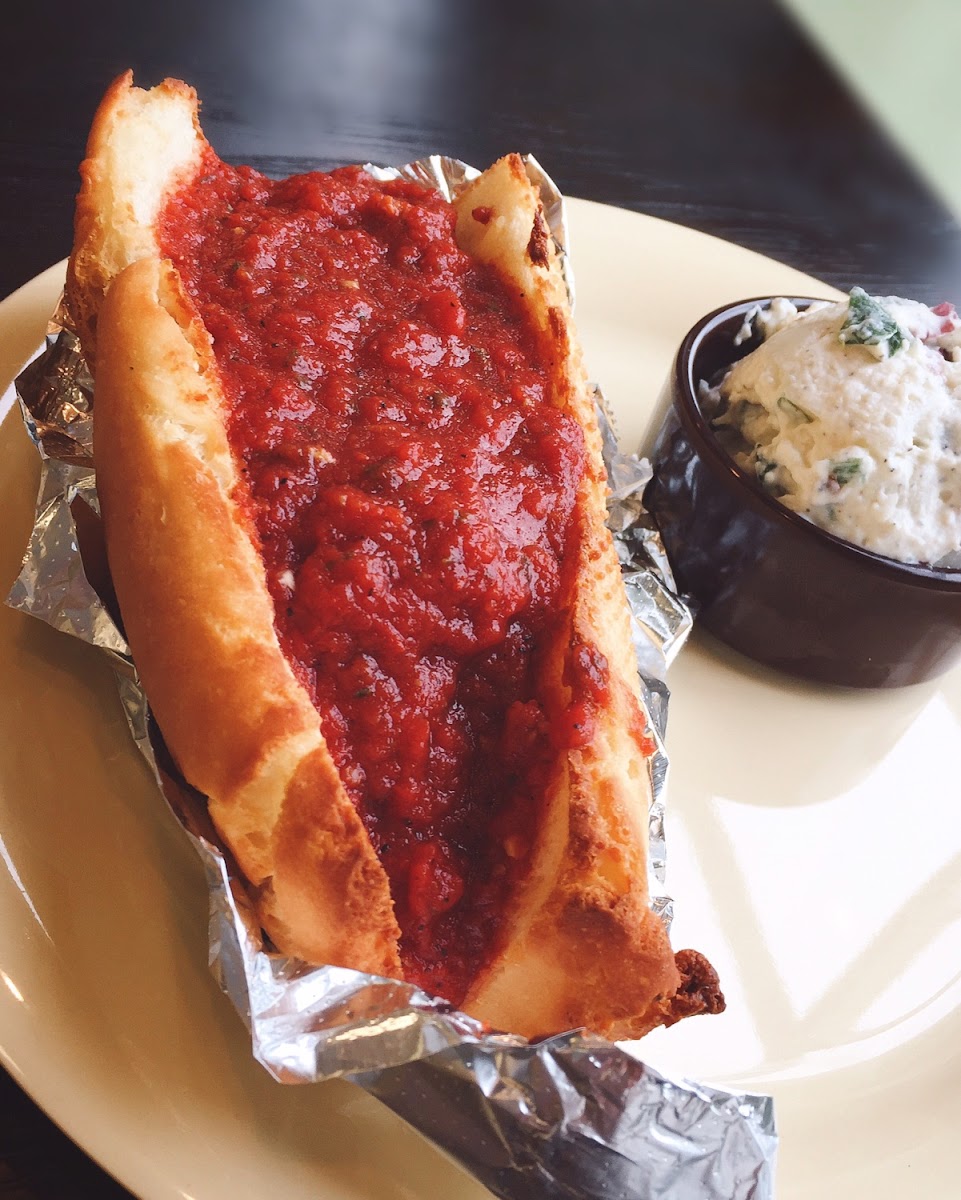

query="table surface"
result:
[2,1,959,1197]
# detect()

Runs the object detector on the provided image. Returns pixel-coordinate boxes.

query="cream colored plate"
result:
[0,201,958,1200]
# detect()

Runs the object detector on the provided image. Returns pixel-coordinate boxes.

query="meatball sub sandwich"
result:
[66,73,723,1039]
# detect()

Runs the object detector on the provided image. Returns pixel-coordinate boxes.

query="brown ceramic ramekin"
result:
[642,297,961,688]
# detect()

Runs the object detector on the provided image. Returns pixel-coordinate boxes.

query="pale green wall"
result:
[780,0,961,219]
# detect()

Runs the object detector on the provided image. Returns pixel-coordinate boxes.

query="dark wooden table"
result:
[1,1,958,1196]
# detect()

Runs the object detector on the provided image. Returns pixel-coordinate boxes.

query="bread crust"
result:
[450,157,680,1035]
[93,254,403,977]
[70,75,710,1038]
[67,71,205,365]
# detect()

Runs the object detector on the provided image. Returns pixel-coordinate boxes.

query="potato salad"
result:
[704,290,961,565]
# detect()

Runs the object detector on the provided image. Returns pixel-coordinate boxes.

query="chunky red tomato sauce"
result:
[160,154,603,1002]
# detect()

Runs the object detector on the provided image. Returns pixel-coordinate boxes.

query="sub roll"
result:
[67,73,723,1039]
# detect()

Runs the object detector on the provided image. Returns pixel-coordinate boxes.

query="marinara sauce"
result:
[160,155,599,1004]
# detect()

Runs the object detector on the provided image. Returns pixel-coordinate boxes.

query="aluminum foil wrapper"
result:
[5,156,775,1199]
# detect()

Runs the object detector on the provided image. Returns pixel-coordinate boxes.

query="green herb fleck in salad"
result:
[754,452,779,488]
[838,288,904,357]
[827,457,863,489]
[777,396,814,423]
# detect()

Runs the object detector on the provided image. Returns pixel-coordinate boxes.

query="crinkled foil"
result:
[5,156,775,1199]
